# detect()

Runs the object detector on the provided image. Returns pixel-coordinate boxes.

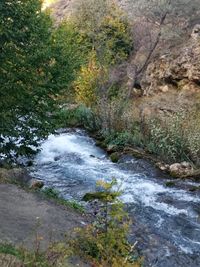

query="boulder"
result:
[28,179,44,189]
[169,162,193,178]
[155,162,169,172]
[110,152,121,163]
[106,144,117,154]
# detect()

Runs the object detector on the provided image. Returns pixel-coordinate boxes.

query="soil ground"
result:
[0,183,85,249]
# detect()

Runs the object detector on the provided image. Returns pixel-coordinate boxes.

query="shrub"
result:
[75,105,101,132]
[72,179,142,267]
[53,107,80,128]
[145,109,200,164]
[107,132,135,147]
[54,104,100,132]
[74,52,102,107]
[97,4,133,65]
[101,123,144,150]
[146,116,188,163]
[184,108,200,165]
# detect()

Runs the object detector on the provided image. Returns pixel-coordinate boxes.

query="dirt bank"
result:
[0,183,85,249]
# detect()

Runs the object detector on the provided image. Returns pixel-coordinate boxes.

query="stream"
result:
[30,129,200,267]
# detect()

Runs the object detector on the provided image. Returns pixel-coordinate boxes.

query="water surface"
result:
[30,129,200,267]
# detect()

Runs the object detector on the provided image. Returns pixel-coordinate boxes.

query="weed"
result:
[72,179,143,267]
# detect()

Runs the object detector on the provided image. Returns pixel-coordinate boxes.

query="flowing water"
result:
[30,129,200,267]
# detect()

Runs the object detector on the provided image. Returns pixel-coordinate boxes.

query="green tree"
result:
[0,0,77,160]
[72,0,133,65]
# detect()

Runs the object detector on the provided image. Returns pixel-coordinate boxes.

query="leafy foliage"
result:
[106,130,143,149]
[96,4,133,65]
[74,52,102,107]
[0,0,79,160]
[73,0,133,65]
[71,0,133,111]
[72,179,142,267]
[145,109,200,164]
[146,117,188,162]
[54,104,100,132]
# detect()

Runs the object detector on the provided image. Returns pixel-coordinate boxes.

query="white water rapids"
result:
[30,129,200,267]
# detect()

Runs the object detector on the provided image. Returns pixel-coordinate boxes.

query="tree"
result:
[72,0,133,119]
[0,0,77,160]
[72,0,133,66]
[74,51,102,107]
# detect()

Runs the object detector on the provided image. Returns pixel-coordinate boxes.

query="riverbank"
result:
[85,128,200,182]
[53,105,200,181]
[0,183,86,249]
[0,168,91,266]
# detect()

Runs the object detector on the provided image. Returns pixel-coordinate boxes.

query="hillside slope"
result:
[48,0,200,166]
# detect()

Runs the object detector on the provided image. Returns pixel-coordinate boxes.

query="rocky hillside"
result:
[139,25,200,119]
[49,0,200,28]
[48,0,200,119]
[48,0,200,165]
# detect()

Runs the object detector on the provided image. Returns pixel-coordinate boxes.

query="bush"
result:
[102,125,144,150]
[74,52,102,107]
[54,105,100,132]
[184,108,200,165]
[146,116,188,163]
[107,132,135,147]
[97,4,133,65]
[53,107,80,128]
[75,105,101,131]
[145,109,200,164]
[72,179,142,267]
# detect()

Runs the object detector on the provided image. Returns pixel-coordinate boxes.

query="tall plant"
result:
[72,179,142,267]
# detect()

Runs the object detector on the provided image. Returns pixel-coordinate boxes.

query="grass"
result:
[41,187,85,213]
[0,243,22,258]
[0,242,71,267]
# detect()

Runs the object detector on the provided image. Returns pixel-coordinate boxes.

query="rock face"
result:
[142,30,200,98]
[136,26,200,124]
[191,24,200,40]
